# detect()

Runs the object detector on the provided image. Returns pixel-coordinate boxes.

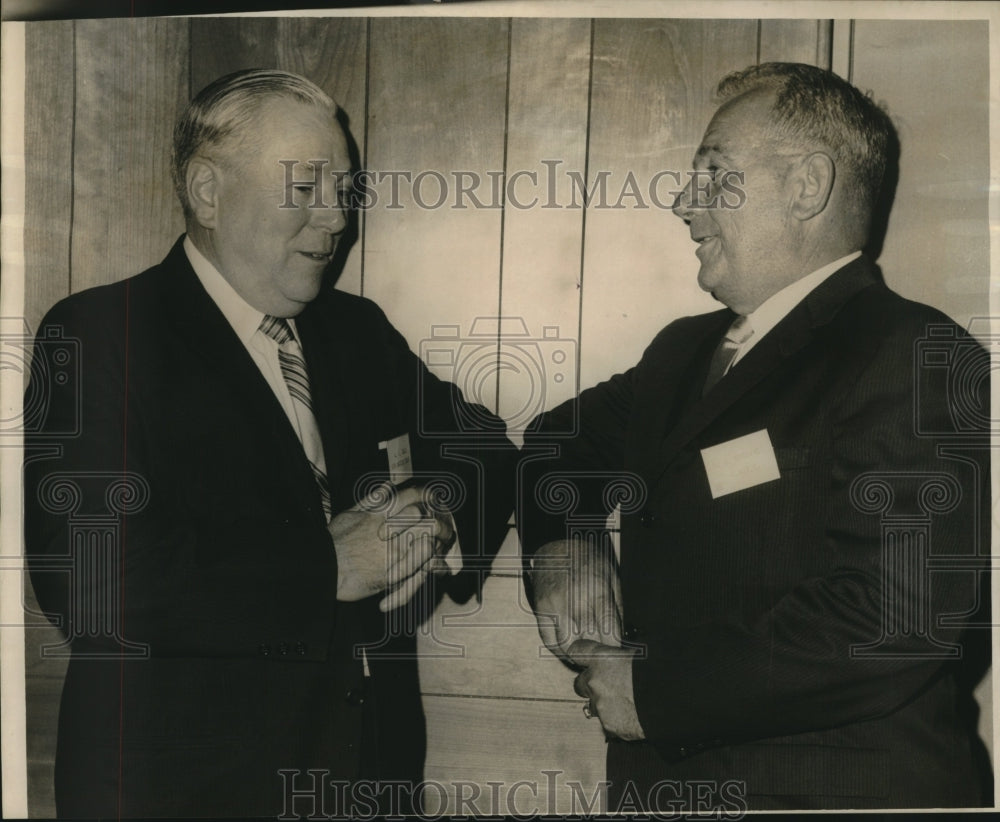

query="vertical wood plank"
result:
[418,571,584,702]
[758,19,829,67]
[851,20,990,331]
[497,18,591,441]
[363,18,509,376]
[579,19,757,390]
[831,19,853,80]
[189,18,277,96]
[25,671,63,817]
[22,22,84,817]
[274,18,367,131]
[70,19,188,293]
[422,696,608,814]
[23,21,74,333]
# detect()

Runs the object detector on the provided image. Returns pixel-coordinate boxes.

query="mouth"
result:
[693,234,718,255]
[298,250,333,262]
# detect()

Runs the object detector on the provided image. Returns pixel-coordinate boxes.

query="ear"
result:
[789,151,835,221]
[186,158,221,229]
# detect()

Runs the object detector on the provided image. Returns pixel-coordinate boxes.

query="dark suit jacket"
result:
[24,237,517,817]
[520,257,990,810]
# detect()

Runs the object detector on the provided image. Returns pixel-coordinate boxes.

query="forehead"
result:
[694,89,776,164]
[246,97,349,166]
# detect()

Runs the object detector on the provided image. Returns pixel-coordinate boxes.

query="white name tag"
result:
[700,429,780,499]
[378,433,414,484]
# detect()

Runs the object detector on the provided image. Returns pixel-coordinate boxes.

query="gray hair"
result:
[171,68,338,218]
[716,62,894,224]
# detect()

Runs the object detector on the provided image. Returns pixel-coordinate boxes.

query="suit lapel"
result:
[158,239,324,513]
[650,256,881,482]
[630,311,730,485]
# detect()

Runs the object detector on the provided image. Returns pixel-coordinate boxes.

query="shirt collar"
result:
[184,236,299,344]
[745,251,862,342]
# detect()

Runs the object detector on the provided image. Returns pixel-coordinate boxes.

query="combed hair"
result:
[171,68,337,218]
[716,62,893,220]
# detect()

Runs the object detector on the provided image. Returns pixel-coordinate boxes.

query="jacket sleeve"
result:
[366,300,520,603]
[517,367,636,557]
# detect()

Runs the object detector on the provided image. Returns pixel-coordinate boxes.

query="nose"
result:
[309,199,347,235]
[672,175,696,223]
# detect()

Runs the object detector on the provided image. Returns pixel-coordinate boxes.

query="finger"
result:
[566,638,605,667]
[378,554,448,612]
[577,587,611,643]
[378,565,431,612]
[385,535,436,587]
[433,513,457,553]
[535,613,573,660]
[378,504,452,542]
[573,669,592,699]
[425,554,450,578]
[394,552,449,585]
[612,569,624,623]
[594,590,623,648]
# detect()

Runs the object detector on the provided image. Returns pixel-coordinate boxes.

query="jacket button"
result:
[258,643,271,657]
[295,641,307,655]
[345,688,365,706]
[640,510,657,527]
[278,642,290,656]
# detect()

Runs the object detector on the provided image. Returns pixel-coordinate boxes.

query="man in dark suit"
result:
[519,62,990,810]
[24,69,517,817]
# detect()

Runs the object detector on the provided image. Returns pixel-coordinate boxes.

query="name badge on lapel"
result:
[378,433,413,485]
[700,429,780,499]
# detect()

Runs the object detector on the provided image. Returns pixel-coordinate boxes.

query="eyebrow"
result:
[694,144,735,166]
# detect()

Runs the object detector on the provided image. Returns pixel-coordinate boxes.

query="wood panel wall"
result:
[20,16,992,816]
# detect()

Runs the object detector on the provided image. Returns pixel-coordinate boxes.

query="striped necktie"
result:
[703,315,754,396]
[259,315,332,522]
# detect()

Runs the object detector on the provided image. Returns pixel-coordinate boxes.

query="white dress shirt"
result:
[732,251,862,367]
[184,236,314,446]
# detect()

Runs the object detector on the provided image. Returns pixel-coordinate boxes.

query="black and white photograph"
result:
[0,0,996,817]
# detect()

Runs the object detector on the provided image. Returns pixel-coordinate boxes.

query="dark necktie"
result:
[703,315,753,396]
[259,315,332,522]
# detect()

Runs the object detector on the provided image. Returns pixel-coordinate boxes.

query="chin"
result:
[697,269,719,295]
[288,276,326,305]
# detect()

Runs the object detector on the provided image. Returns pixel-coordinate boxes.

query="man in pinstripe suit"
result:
[25,69,517,817]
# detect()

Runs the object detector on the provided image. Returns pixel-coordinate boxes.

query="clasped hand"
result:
[329,482,455,611]
[527,538,644,741]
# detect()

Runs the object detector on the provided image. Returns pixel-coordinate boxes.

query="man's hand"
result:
[527,538,622,662]
[329,482,456,611]
[568,639,645,741]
